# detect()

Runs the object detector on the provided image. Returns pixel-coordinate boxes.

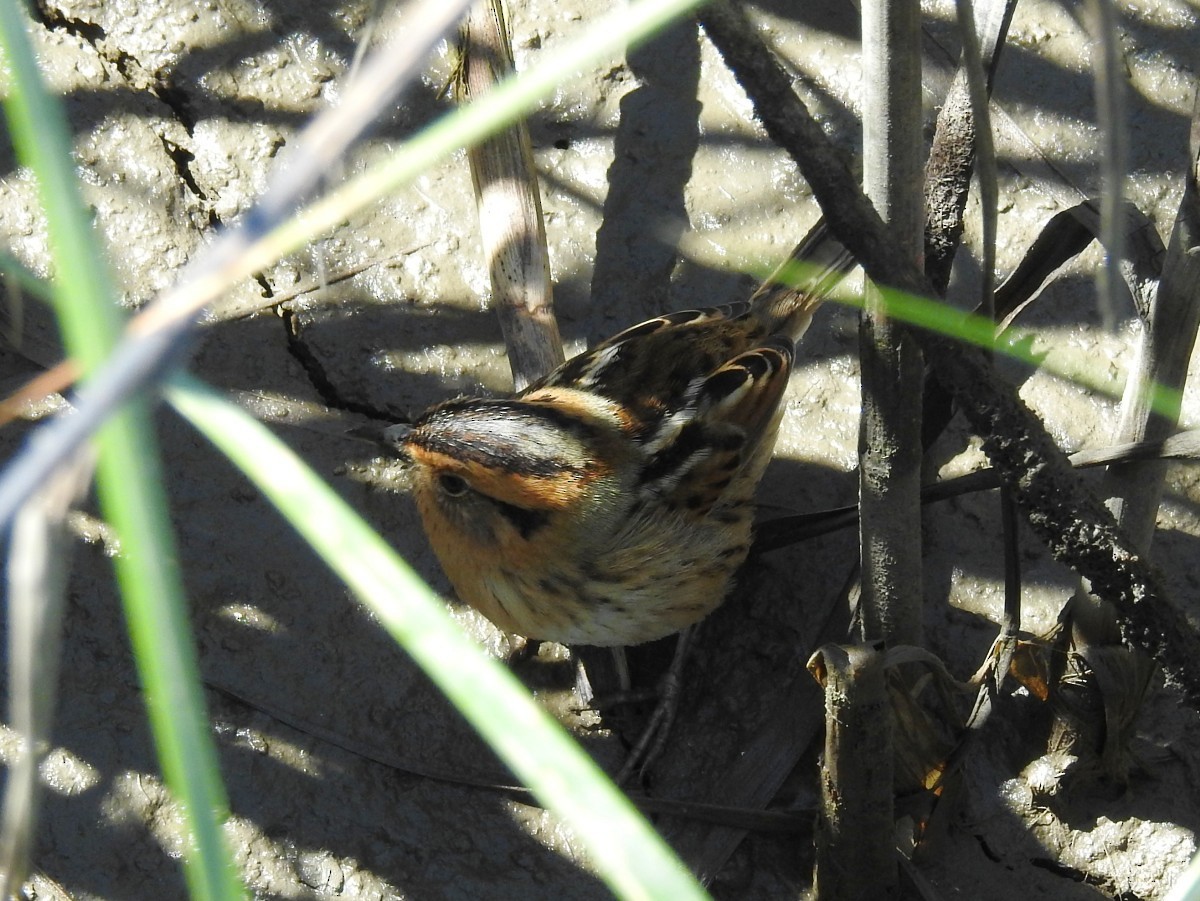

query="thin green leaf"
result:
[767,259,1185,420]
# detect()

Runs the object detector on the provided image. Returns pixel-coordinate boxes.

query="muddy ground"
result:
[0,0,1199,898]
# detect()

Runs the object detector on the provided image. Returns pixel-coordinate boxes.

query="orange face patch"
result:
[407,444,597,512]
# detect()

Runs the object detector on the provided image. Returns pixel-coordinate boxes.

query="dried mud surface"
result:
[1,1,1199,899]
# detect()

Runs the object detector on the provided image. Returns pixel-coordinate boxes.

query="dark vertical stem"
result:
[858,0,925,647]
[812,644,897,900]
[1084,0,1130,329]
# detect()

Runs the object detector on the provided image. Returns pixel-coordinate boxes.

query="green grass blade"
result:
[164,373,709,901]
[93,407,245,901]
[879,286,1183,419]
[0,3,120,363]
[766,259,1184,421]
[0,4,243,898]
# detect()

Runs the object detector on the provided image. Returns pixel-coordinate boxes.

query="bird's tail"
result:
[750,220,857,342]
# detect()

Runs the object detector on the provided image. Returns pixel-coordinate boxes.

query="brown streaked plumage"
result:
[395,289,821,647]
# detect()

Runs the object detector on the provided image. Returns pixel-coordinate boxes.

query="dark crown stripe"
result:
[409,399,598,478]
[421,397,592,433]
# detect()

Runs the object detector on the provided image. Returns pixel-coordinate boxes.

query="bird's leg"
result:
[611,646,631,692]
[615,625,695,785]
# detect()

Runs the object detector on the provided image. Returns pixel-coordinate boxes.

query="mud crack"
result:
[279,299,400,423]
[31,1,103,43]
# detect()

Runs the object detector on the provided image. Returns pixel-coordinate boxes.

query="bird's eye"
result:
[437,473,469,497]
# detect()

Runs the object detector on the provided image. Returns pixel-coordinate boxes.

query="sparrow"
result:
[392,280,825,648]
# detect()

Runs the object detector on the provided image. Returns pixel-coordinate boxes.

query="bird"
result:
[391,273,829,650]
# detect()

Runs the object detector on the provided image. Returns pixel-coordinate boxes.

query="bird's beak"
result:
[344,421,414,460]
[380,422,413,445]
